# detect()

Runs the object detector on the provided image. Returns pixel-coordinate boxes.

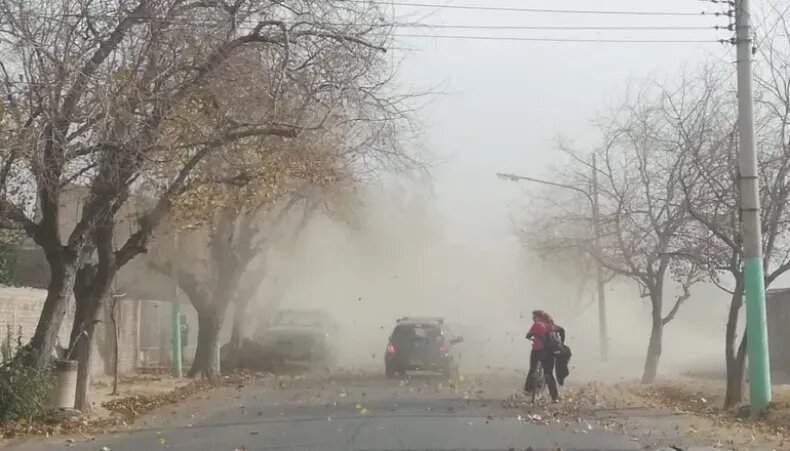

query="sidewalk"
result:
[634,377,790,436]
[84,372,193,417]
[599,379,787,450]
[0,370,262,441]
[506,381,786,450]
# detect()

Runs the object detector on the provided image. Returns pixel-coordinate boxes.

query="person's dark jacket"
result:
[554,325,572,385]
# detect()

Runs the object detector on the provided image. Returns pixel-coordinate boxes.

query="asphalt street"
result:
[4,372,725,451]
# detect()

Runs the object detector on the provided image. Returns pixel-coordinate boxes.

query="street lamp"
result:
[496,173,594,205]
[497,161,609,361]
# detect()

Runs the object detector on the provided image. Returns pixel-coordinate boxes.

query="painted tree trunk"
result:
[188,307,225,381]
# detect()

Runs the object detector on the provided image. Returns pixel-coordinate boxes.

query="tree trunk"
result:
[69,223,116,411]
[641,286,665,384]
[230,298,252,352]
[185,243,242,379]
[110,299,120,396]
[642,318,663,384]
[188,306,225,381]
[725,334,748,409]
[93,303,114,376]
[573,277,588,310]
[28,257,78,369]
[724,284,746,408]
[72,316,97,412]
[69,271,104,412]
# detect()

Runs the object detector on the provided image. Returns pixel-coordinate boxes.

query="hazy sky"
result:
[392,0,737,248]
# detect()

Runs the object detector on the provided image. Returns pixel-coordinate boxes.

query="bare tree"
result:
[145,125,360,380]
[227,193,317,354]
[522,212,615,313]
[678,38,790,407]
[532,78,716,383]
[151,192,318,380]
[108,291,124,396]
[0,0,414,387]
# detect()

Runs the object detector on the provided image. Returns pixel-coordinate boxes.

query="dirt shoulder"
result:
[503,380,786,450]
[632,378,790,439]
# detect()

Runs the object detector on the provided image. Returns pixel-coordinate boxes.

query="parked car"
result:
[253,310,339,367]
[384,317,463,378]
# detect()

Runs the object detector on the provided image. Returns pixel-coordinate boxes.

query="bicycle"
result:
[524,360,547,404]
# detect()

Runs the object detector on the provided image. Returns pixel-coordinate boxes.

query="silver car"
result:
[254,310,339,366]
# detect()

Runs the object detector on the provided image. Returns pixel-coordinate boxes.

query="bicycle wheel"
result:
[527,362,546,404]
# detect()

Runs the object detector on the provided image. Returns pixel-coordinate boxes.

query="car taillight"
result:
[387,343,396,353]
[439,344,447,354]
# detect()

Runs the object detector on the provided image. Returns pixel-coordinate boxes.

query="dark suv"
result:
[384,317,463,378]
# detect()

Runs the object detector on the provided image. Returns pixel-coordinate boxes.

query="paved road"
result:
[5,373,719,451]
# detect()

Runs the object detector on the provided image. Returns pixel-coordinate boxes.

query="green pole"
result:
[745,259,770,416]
[735,0,771,417]
[171,233,183,378]
[171,298,182,378]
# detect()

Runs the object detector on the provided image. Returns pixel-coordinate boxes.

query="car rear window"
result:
[272,311,326,328]
[392,325,443,344]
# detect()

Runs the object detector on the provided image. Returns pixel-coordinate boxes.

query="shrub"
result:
[0,325,13,363]
[0,330,53,423]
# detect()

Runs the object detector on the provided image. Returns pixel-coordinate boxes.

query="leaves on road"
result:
[104,380,212,421]
[0,371,273,440]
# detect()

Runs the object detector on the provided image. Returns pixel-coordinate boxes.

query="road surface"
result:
[5,372,729,451]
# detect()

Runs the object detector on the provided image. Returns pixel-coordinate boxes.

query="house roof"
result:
[767,287,790,297]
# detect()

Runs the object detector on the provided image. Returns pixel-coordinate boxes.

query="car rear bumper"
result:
[263,340,331,362]
[385,355,452,371]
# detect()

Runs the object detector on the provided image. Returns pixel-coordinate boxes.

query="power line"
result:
[392,33,724,43]
[16,13,729,31]
[19,10,730,27]
[338,0,723,17]
[10,10,731,44]
[398,24,724,31]
[126,20,734,32]
[56,16,727,35]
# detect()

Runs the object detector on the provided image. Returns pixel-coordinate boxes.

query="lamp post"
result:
[497,165,608,360]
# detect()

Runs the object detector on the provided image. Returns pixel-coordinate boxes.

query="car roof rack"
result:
[396,316,443,325]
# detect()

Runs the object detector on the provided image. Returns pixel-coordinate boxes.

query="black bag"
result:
[556,346,572,386]
[544,326,563,354]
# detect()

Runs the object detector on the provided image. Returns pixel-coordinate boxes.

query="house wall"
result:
[12,185,176,301]
[4,185,206,375]
[0,287,141,377]
[0,287,74,355]
[766,289,790,381]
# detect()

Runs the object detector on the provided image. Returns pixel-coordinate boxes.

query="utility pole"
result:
[735,0,771,417]
[171,233,183,378]
[591,154,608,361]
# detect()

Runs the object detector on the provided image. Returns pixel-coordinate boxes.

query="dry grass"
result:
[630,377,790,442]
[0,371,271,441]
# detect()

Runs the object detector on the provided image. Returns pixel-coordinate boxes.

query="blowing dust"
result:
[243,184,732,384]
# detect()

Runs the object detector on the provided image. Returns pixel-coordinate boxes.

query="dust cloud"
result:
[245,183,732,383]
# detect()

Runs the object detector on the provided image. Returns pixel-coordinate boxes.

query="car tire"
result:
[385,363,398,378]
[442,364,458,379]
